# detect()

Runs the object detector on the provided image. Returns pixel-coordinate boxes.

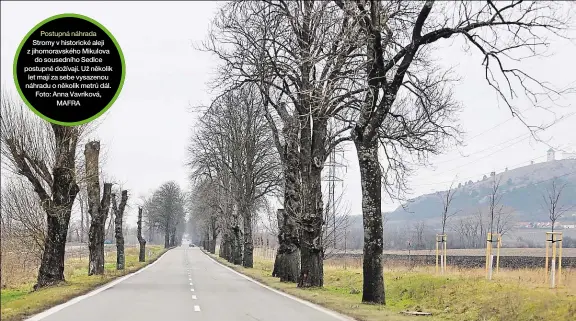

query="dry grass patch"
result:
[207,252,576,321]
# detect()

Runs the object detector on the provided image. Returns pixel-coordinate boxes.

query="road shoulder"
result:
[201,250,417,321]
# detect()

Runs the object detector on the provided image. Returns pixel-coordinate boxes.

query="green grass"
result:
[1,245,166,321]
[207,252,576,321]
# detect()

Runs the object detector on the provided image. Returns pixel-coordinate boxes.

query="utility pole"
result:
[323,122,347,251]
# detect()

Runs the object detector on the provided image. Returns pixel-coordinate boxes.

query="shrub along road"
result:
[26,246,351,321]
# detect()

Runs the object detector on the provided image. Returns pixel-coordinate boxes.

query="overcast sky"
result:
[2,1,575,226]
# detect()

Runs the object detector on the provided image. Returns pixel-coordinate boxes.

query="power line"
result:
[412,154,547,187]
[465,117,514,141]
[460,78,576,143]
[433,111,575,165]
[433,133,530,165]
[433,135,532,176]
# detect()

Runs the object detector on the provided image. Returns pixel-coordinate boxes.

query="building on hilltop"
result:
[547,148,555,162]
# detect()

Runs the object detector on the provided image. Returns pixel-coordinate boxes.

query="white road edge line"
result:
[201,251,356,321]
[194,305,201,312]
[24,249,173,321]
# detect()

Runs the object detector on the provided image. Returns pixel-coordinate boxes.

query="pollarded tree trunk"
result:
[220,232,231,260]
[113,190,128,270]
[272,209,300,283]
[230,223,243,265]
[137,207,146,262]
[10,125,82,289]
[297,114,325,288]
[273,119,301,282]
[298,165,324,288]
[356,136,385,304]
[85,141,113,276]
[88,210,106,275]
[36,198,77,288]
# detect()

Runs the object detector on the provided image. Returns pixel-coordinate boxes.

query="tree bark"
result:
[169,226,176,247]
[85,141,113,276]
[113,190,128,270]
[36,200,76,288]
[272,209,285,277]
[137,207,146,262]
[28,126,80,288]
[164,217,171,249]
[230,223,243,265]
[356,136,385,304]
[273,209,300,283]
[220,231,231,260]
[79,195,85,243]
[272,118,301,282]
[297,114,325,288]
[209,217,218,254]
[298,165,324,287]
[242,204,254,268]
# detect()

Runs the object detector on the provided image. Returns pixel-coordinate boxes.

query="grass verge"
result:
[204,251,576,321]
[1,245,166,321]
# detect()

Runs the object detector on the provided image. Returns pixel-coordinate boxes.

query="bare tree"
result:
[542,179,571,232]
[204,0,364,287]
[187,178,221,254]
[494,206,515,238]
[412,221,427,250]
[84,141,112,276]
[331,0,572,304]
[1,90,86,288]
[112,190,128,270]
[439,182,459,235]
[145,182,186,249]
[189,85,281,267]
[137,207,146,262]
[488,176,503,236]
[1,177,46,260]
[453,213,482,249]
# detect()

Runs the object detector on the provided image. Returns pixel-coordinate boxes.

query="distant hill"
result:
[387,159,576,223]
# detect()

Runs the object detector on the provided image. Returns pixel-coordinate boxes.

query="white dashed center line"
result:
[185,251,199,311]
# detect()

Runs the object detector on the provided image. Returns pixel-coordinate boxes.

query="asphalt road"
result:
[31,246,350,321]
